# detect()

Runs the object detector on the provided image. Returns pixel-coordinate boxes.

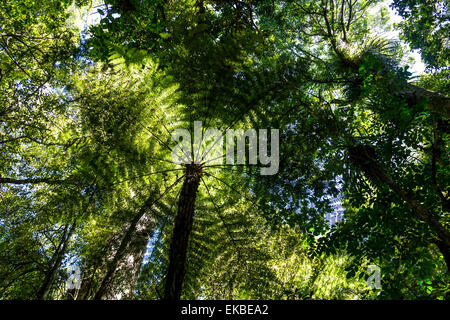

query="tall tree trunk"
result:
[347,145,450,248]
[163,164,202,300]
[36,222,76,300]
[93,178,182,300]
[93,193,158,300]
[100,211,158,299]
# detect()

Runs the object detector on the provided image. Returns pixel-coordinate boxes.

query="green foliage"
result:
[1,0,449,301]
[391,0,450,69]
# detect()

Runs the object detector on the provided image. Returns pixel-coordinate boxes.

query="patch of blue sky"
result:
[370,0,426,77]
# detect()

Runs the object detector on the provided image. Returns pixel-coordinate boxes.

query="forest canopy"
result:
[0,0,449,300]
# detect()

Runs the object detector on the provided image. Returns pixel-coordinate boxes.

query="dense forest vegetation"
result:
[0,0,449,300]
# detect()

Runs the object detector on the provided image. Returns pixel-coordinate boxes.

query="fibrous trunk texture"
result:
[164,164,202,300]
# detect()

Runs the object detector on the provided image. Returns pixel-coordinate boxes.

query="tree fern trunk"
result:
[164,164,202,300]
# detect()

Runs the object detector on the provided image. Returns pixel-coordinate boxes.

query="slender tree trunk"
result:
[36,222,76,300]
[75,267,94,300]
[163,164,202,300]
[93,193,158,300]
[347,145,450,248]
[93,178,182,300]
[100,212,157,299]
